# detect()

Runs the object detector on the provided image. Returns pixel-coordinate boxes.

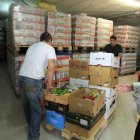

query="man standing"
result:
[104,35,123,58]
[104,35,123,75]
[18,32,56,140]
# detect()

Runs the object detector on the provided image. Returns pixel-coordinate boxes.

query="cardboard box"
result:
[46,109,65,130]
[105,95,117,119]
[66,105,105,130]
[69,69,89,80]
[65,115,105,138]
[57,81,70,88]
[80,60,89,71]
[69,60,77,69]
[69,88,105,117]
[89,85,117,98]
[69,60,89,71]
[55,67,69,81]
[45,100,69,115]
[90,76,118,88]
[89,66,118,77]
[70,78,89,88]
[45,91,71,105]
[89,52,120,68]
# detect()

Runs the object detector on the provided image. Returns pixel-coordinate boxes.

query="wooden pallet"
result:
[73,46,95,53]
[136,115,140,123]
[120,72,135,76]
[62,110,116,140]
[46,123,62,131]
[123,47,137,51]
[96,47,105,51]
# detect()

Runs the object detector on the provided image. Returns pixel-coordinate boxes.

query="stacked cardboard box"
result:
[44,67,70,88]
[121,53,137,74]
[7,4,45,45]
[45,11,71,46]
[71,15,96,46]
[73,53,90,60]
[44,68,72,130]
[69,60,89,87]
[55,55,71,68]
[114,25,140,48]
[89,52,119,119]
[65,87,106,138]
[95,18,113,48]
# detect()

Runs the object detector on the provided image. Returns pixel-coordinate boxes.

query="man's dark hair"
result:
[40,32,52,42]
[110,35,117,40]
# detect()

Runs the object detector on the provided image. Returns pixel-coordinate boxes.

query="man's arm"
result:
[118,45,123,58]
[47,59,55,92]
[118,53,123,58]
[103,45,108,53]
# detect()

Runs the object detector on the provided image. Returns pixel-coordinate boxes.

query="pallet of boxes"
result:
[44,67,75,130]
[62,52,119,140]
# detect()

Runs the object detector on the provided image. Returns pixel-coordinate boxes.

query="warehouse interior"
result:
[0,0,140,140]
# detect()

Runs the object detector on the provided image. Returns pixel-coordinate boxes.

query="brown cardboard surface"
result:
[45,91,74,105]
[70,69,89,80]
[89,66,118,77]
[80,60,89,71]
[69,60,89,71]
[65,115,105,138]
[69,88,105,117]
[69,69,77,78]
[69,60,76,69]
[90,76,118,88]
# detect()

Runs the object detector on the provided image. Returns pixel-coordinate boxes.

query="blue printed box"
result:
[46,109,65,130]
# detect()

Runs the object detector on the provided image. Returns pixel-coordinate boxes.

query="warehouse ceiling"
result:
[0,0,140,26]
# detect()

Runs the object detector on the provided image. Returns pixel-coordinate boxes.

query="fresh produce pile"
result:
[83,90,104,101]
[51,84,79,96]
[52,88,71,95]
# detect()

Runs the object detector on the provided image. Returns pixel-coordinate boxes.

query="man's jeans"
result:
[18,76,43,140]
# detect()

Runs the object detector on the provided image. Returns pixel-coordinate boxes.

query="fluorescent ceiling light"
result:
[120,0,140,7]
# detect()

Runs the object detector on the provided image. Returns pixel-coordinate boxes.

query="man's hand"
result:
[47,83,54,93]
[115,83,133,94]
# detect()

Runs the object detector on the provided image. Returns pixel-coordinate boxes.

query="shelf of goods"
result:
[0,28,7,59]
[45,11,71,47]
[95,18,113,50]
[7,49,25,98]
[71,15,96,47]
[114,25,140,50]
[121,53,137,75]
[7,3,45,46]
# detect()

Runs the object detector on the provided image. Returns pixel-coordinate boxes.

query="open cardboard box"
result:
[90,76,118,88]
[65,115,105,138]
[89,52,120,68]
[45,90,74,105]
[89,65,118,78]
[89,85,117,99]
[69,87,105,117]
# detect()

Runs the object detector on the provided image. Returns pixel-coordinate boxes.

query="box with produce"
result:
[69,87,105,117]
[45,84,79,105]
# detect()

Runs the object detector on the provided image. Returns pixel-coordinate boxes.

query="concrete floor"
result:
[0,60,138,140]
